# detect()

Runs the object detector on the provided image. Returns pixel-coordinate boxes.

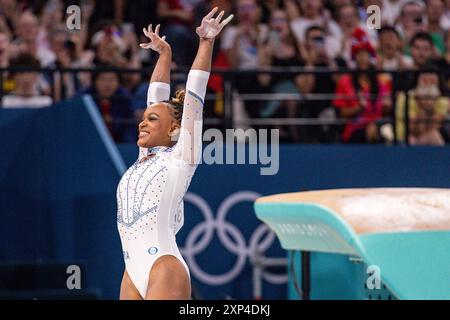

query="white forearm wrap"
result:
[147,82,171,106]
[186,70,210,99]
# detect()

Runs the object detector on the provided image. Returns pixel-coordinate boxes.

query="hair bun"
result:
[171,89,186,105]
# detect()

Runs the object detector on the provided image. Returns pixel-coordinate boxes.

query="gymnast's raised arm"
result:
[140,24,171,104]
[173,7,233,165]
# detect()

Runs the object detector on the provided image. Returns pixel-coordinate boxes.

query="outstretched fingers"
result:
[204,6,219,21]
[220,14,234,27]
[215,10,224,23]
[143,24,165,42]
[143,24,152,38]
[140,23,168,51]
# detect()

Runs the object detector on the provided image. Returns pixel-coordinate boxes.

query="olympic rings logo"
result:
[180,191,287,286]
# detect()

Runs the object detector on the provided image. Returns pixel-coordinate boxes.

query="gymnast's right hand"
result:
[139,24,170,54]
[196,7,234,41]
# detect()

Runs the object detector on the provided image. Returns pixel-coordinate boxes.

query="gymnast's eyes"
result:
[145,113,159,121]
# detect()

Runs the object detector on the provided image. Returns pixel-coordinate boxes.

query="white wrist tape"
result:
[147,82,170,106]
[186,69,210,99]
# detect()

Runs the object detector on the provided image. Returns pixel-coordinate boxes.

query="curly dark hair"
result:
[162,89,185,122]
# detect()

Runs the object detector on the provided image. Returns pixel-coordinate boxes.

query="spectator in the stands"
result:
[401,32,438,90]
[295,25,347,142]
[82,67,135,143]
[409,32,436,68]
[258,8,302,111]
[88,0,127,28]
[335,3,375,63]
[0,31,11,68]
[382,0,408,26]
[118,22,143,104]
[426,0,447,54]
[326,0,353,18]
[0,31,18,94]
[396,80,449,145]
[1,53,53,109]
[333,28,391,143]
[376,26,411,70]
[285,0,341,59]
[222,0,267,69]
[285,0,340,42]
[0,0,17,35]
[257,8,303,141]
[396,1,426,50]
[221,0,268,119]
[10,11,55,67]
[38,0,67,45]
[259,0,283,24]
[156,0,197,67]
[91,21,129,67]
[47,28,80,101]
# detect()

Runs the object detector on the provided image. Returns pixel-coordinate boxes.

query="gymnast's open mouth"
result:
[139,130,150,137]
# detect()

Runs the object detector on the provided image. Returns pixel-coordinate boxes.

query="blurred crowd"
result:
[0,0,448,145]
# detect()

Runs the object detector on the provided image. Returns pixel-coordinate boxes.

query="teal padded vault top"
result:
[254,202,362,255]
[254,189,450,300]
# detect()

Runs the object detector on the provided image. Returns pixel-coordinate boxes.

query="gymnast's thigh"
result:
[145,255,191,300]
[119,269,142,300]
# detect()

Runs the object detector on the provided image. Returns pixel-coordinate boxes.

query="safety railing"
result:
[1,66,449,144]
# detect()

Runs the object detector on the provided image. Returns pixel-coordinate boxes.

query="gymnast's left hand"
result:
[140,24,170,54]
[196,7,234,41]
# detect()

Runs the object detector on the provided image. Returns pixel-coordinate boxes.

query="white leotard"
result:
[117,70,209,298]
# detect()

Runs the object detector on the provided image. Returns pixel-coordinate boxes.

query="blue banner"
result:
[0,98,449,299]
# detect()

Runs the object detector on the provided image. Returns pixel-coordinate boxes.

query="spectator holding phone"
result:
[221,0,268,119]
[286,0,340,43]
[396,1,426,49]
[91,22,128,67]
[258,9,302,98]
[285,0,341,59]
[257,8,303,141]
[295,25,347,142]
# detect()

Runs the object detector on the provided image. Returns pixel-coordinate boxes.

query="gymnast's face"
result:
[137,103,180,148]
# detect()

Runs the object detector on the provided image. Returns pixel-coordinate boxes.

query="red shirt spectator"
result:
[333,28,391,143]
[333,74,390,142]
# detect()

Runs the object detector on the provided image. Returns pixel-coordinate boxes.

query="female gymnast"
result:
[116,8,233,300]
